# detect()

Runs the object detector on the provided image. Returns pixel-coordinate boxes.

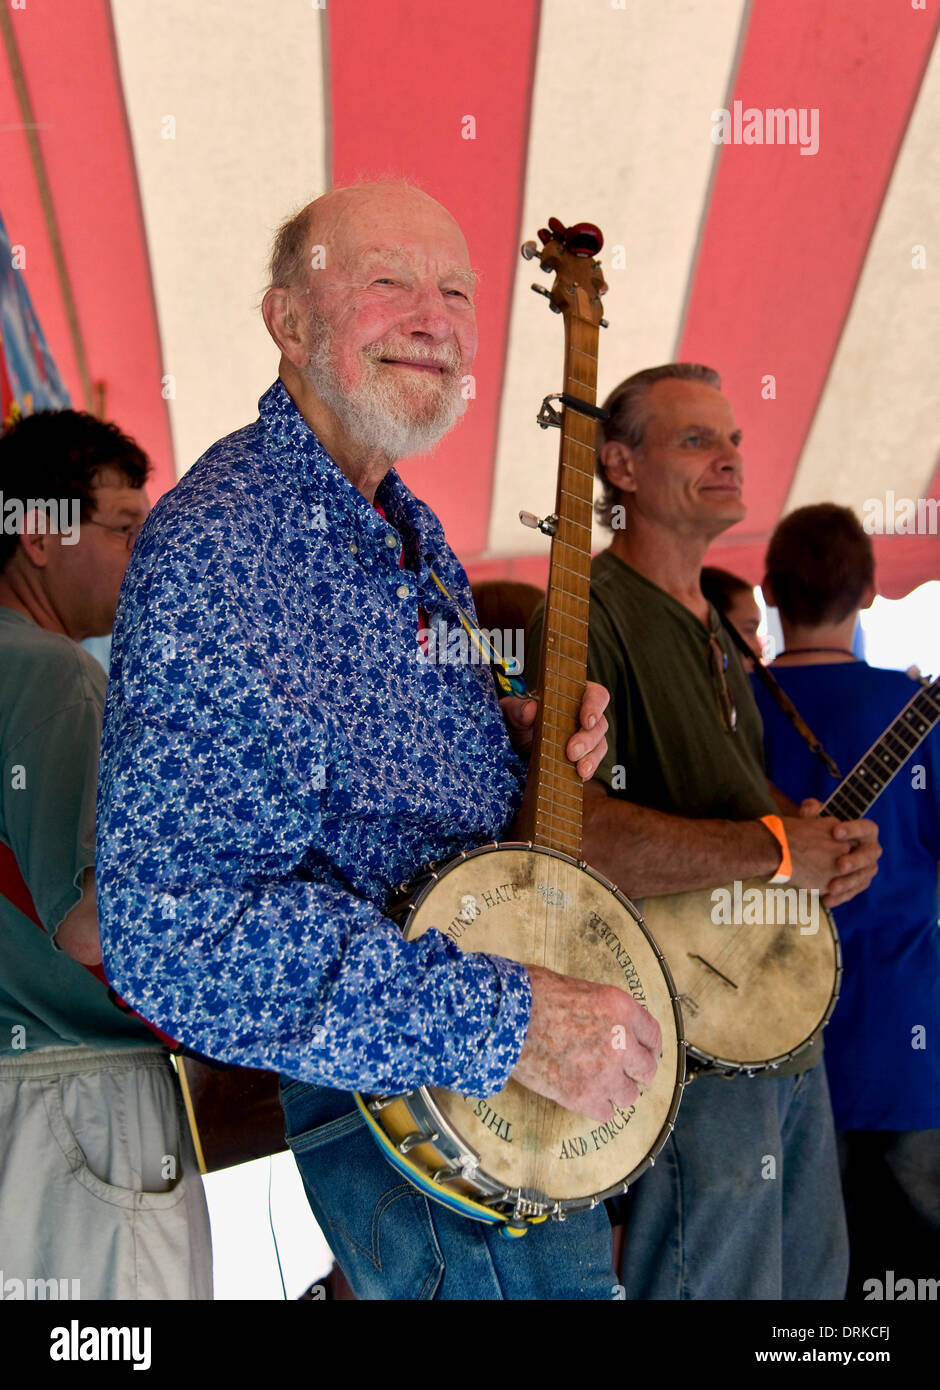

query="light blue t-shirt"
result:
[0,606,162,1053]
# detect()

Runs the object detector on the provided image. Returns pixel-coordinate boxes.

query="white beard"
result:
[302,312,467,462]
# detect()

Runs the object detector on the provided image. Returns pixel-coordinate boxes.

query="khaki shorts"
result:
[0,1044,212,1300]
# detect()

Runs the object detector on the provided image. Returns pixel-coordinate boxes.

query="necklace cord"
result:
[714,607,842,780]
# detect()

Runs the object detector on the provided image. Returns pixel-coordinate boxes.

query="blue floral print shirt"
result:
[96,381,532,1095]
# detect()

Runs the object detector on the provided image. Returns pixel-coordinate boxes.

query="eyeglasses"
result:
[708,633,737,734]
[85,519,143,552]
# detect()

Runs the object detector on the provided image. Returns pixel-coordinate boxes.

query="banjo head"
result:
[395,843,685,1210]
[639,878,841,1071]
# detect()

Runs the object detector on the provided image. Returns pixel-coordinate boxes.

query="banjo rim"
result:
[375,839,687,1218]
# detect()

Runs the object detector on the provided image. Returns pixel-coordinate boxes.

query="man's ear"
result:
[760,573,776,608]
[598,439,639,495]
[262,287,309,368]
[15,514,53,570]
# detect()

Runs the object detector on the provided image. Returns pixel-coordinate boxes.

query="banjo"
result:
[640,670,940,1075]
[356,218,685,1232]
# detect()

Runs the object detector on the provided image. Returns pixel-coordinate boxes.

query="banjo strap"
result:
[715,606,842,780]
[351,1093,543,1235]
[429,568,528,699]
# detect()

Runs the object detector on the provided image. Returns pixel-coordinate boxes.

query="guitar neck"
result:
[528,315,600,858]
[822,674,940,821]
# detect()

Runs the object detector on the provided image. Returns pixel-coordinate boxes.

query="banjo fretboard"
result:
[531,313,601,859]
[822,674,940,822]
[515,222,608,861]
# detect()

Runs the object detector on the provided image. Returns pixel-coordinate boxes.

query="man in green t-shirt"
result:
[526,363,881,1299]
[0,409,211,1299]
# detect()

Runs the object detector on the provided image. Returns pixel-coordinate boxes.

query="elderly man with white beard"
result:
[95,181,662,1300]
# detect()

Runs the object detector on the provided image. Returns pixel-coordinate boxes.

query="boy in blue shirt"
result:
[756,503,940,1297]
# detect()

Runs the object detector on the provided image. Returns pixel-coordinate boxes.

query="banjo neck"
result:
[821,672,940,822]
[516,222,607,858]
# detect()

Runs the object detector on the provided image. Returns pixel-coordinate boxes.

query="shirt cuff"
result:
[453,953,532,1097]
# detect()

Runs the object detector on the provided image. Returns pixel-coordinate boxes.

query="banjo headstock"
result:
[521,217,608,328]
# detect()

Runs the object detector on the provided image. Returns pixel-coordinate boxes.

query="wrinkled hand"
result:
[512,963,662,1122]
[784,798,882,908]
[500,681,609,776]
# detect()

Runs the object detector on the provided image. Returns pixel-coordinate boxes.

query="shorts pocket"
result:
[282,1088,444,1300]
[41,1078,186,1212]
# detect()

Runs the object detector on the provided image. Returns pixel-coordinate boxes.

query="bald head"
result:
[268,181,472,297]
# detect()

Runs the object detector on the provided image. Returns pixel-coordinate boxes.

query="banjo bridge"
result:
[688,953,739,989]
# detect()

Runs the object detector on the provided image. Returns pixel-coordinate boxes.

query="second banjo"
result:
[640,671,940,1074]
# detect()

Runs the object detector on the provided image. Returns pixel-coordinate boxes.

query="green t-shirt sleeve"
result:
[586,597,628,791]
[3,696,102,934]
[523,604,544,694]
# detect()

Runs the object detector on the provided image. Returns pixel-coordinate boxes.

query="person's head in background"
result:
[0,410,151,642]
[762,503,875,663]
[701,566,763,666]
[594,362,744,545]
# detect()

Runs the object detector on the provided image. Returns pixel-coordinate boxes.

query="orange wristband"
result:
[760,814,792,884]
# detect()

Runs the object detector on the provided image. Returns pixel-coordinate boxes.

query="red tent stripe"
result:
[679,0,938,543]
[327,0,541,560]
[0,28,78,400]
[0,2,174,494]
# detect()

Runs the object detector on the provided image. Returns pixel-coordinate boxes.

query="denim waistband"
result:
[278,1076,362,1133]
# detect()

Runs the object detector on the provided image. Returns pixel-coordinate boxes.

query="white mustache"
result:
[364,341,462,373]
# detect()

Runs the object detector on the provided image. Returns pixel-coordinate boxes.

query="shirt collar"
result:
[257,379,446,567]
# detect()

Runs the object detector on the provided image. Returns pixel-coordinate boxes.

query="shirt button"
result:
[396,584,411,599]
[385,533,398,547]
[348,541,358,555]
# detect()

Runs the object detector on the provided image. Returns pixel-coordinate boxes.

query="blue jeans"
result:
[616,1064,848,1299]
[280,1079,618,1300]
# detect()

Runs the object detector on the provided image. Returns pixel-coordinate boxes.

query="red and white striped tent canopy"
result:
[2,0,938,597]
